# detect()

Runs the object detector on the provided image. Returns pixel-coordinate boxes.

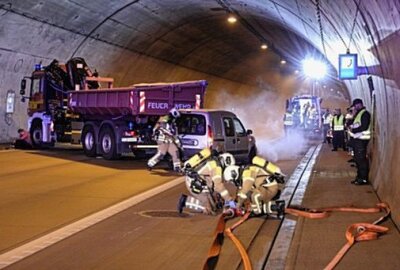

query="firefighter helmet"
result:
[219,153,235,168]
[223,165,240,186]
[169,108,181,118]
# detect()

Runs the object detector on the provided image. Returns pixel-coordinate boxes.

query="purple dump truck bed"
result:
[68,80,207,116]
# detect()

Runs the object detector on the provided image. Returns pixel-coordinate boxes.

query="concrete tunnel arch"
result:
[0,0,399,227]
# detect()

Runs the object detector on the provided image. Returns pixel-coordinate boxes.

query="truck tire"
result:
[82,125,97,157]
[30,121,43,148]
[99,126,119,160]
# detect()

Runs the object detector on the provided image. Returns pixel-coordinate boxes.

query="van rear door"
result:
[176,112,207,152]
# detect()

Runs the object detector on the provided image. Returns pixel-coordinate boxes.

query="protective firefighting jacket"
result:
[183,148,232,201]
[236,156,283,208]
[154,115,177,143]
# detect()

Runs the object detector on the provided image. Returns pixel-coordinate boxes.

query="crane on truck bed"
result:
[20,58,207,160]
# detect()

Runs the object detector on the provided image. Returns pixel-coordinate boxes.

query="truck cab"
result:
[20,65,72,147]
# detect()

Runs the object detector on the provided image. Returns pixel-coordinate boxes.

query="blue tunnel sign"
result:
[339,53,358,80]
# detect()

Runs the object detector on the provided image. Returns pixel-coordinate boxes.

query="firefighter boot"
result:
[264,200,286,219]
[177,194,188,214]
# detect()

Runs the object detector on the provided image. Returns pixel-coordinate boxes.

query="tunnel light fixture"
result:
[302,58,327,79]
[227,15,237,24]
[280,59,287,65]
[261,44,268,50]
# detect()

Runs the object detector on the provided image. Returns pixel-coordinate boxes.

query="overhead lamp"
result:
[301,58,327,79]
[294,70,299,74]
[261,44,268,50]
[227,15,237,24]
[280,59,287,65]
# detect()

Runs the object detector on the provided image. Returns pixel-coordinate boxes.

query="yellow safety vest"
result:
[333,115,344,131]
[352,109,371,140]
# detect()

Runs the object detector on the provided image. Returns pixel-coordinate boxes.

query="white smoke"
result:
[209,86,308,161]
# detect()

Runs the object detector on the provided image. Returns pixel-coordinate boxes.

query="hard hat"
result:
[223,165,240,183]
[219,152,235,168]
[169,108,181,118]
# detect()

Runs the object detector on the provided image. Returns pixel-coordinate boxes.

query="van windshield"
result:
[177,114,206,135]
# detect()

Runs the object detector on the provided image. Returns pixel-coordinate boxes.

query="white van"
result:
[177,109,252,163]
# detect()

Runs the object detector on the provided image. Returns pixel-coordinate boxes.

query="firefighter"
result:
[331,108,345,151]
[147,108,182,172]
[223,156,285,218]
[348,99,371,185]
[177,149,236,215]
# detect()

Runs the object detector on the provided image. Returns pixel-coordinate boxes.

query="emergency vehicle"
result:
[20,58,206,159]
[284,95,323,137]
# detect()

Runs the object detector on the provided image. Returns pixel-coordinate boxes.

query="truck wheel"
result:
[99,126,119,160]
[30,121,43,148]
[82,125,97,157]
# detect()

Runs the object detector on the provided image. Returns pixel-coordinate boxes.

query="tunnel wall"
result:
[346,63,400,228]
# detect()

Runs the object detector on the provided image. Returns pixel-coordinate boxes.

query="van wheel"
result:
[30,121,43,148]
[99,126,119,160]
[82,125,97,157]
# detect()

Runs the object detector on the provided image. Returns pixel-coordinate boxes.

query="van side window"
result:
[233,118,246,136]
[176,114,206,135]
[223,117,235,137]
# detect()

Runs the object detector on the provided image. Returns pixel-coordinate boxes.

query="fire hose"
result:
[203,211,252,270]
[285,202,390,270]
[202,202,390,270]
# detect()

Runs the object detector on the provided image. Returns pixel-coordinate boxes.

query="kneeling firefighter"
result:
[147,108,182,172]
[224,156,286,217]
[177,148,236,215]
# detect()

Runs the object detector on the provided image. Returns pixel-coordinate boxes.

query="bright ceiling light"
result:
[302,58,327,79]
[280,59,287,65]
[227,15,237,24]
[261,44,268,50]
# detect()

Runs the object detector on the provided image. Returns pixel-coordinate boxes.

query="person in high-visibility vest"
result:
[348,99,371,185]
[322,108,333,144]
[331,108,345,151]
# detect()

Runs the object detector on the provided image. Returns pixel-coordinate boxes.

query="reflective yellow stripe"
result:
[353,109,371,140]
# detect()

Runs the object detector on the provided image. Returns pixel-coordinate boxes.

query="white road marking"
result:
[0,176,185,269]
[265,144,322,270]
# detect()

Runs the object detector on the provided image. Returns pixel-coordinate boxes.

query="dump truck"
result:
[20,58,207,159]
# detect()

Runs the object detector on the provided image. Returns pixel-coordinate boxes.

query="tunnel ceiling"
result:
[1,0,343,85]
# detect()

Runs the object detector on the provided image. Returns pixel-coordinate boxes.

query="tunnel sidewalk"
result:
[285,143,400,270]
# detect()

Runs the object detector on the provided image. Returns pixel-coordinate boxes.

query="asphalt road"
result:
[0,146,302,269]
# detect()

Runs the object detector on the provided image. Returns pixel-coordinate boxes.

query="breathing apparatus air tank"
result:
[252,156,282,175]
[183,148,212,171]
